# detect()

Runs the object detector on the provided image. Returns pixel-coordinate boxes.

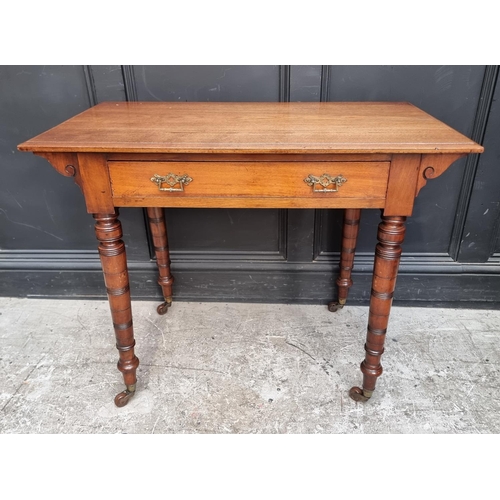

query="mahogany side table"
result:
[18,102,484,407]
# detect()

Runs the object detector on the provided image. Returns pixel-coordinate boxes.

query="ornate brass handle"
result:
[150,173,193,192]
[304,173,347,193]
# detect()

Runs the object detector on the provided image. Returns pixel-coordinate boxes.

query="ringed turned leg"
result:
[94,212,139,407]
[146,207,174,315]
[349,214,406,402]
[328,209,361,312]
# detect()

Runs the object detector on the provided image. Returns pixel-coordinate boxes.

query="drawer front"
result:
[108,161,390,208]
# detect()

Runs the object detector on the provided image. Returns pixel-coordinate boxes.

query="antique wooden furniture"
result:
[18,102,483,407]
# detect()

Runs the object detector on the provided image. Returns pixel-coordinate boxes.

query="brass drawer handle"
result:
[151,173,193,192]
[304,173,347,193]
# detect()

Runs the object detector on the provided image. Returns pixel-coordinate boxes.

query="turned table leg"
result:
[94,212,139,407]
[146,207,174,315]
[329,209,361,312]
[349,214,406,402]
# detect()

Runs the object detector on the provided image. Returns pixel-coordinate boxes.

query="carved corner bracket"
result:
[415,153,465,196]
[35,152,79,178]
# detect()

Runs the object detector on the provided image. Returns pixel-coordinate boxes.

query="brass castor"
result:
[349,386,373,403]
[114,385,136,407]
[328,301,344,312]
[157,300,172,315]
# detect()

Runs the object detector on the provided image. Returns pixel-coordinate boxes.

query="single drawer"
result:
[108,161,390,208]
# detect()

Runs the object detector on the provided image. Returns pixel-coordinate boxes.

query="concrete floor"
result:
[0,297,499,433]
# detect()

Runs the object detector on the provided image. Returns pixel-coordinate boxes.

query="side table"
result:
[18,102,484,407]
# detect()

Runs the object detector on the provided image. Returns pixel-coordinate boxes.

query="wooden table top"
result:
[18,101,483,155]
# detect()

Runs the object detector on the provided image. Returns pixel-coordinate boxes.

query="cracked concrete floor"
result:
[0,297,499,433]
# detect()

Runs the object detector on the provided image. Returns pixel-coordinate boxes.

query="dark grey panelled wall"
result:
[1,65,499,304]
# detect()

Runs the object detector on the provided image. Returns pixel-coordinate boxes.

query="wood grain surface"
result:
[18,102,484,155]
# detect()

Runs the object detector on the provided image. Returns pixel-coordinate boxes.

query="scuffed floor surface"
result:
[1,297,499,433]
